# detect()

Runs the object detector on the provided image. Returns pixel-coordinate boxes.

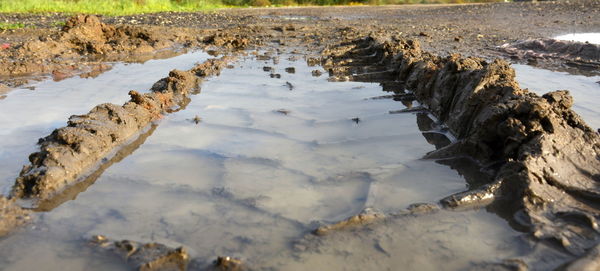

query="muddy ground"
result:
[1,1,600,270]
[1,0,600,87]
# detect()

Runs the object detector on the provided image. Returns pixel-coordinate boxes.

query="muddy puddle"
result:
[0,51,210,194]
[513,64,600,130]
[0,51,547,270]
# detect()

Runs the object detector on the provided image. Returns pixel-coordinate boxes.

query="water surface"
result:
[0,51,531,270]
[513,64,600,130]
[0,51,210,192]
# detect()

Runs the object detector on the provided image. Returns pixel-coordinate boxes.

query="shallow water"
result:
[513,64,600,130]
[554,33,600,45]
[0,52,533,270]
[0,51,210,193]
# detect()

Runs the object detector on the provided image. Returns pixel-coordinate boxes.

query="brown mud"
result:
[0,15,253,90]
[12,56,231,201]
[1,1,600,269]
[90,235,189,271]
[319,31,600,264]
[500,38,600,73]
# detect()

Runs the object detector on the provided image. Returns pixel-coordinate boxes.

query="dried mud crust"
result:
[320,32,600,265]
[12,57,231,201]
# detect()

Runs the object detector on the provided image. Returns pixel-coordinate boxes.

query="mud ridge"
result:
[320,33,600,264]
[500,38,600,72]
[12,57,231,201]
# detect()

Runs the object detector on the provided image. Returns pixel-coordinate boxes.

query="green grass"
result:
[0,0,224,16]
[0,0,505,15]
[0,22,29,30]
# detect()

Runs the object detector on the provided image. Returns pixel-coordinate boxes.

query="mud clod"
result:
[90,236,189,271]
[214,256,243,271]
[313,209,385,236]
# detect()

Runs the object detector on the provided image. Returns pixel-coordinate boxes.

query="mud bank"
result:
[321,34,600,264]
[0,15,247,90]
[12,57,230,201]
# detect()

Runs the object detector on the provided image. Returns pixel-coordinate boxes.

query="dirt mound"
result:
[0,15,206,89]
[12,57,230,201]
[322,33,600,265]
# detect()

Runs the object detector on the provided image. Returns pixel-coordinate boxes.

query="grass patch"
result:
[0,0,506,15]
[0,22,28,30]
[0,0,224,15]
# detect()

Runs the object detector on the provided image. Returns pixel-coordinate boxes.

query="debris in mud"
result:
[285,81,294,90]
[275,109,290,115]
[12,57,229,201]
[389,105,426,114]
[192,115,202,124]
[0,196,31,237]
[313,208,384,236]
[202,30,250,50]
[322,33,600,263]
[213,256,243,271]
[90,235,189,271]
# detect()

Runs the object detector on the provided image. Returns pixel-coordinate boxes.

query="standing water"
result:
[0,51,541,270]
[513,64,600,130]
[0,51,210,193]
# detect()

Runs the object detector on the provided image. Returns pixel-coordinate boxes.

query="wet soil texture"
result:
[1,1,600,270]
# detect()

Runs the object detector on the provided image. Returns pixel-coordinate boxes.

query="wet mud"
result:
[0,15,253,90]
[319,32,600,266]
[13,57,230,201]
[1,2,600,270]
[500,38,600,73]
[90,235,189,271]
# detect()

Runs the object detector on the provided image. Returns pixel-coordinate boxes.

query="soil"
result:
[1,1,600,269]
